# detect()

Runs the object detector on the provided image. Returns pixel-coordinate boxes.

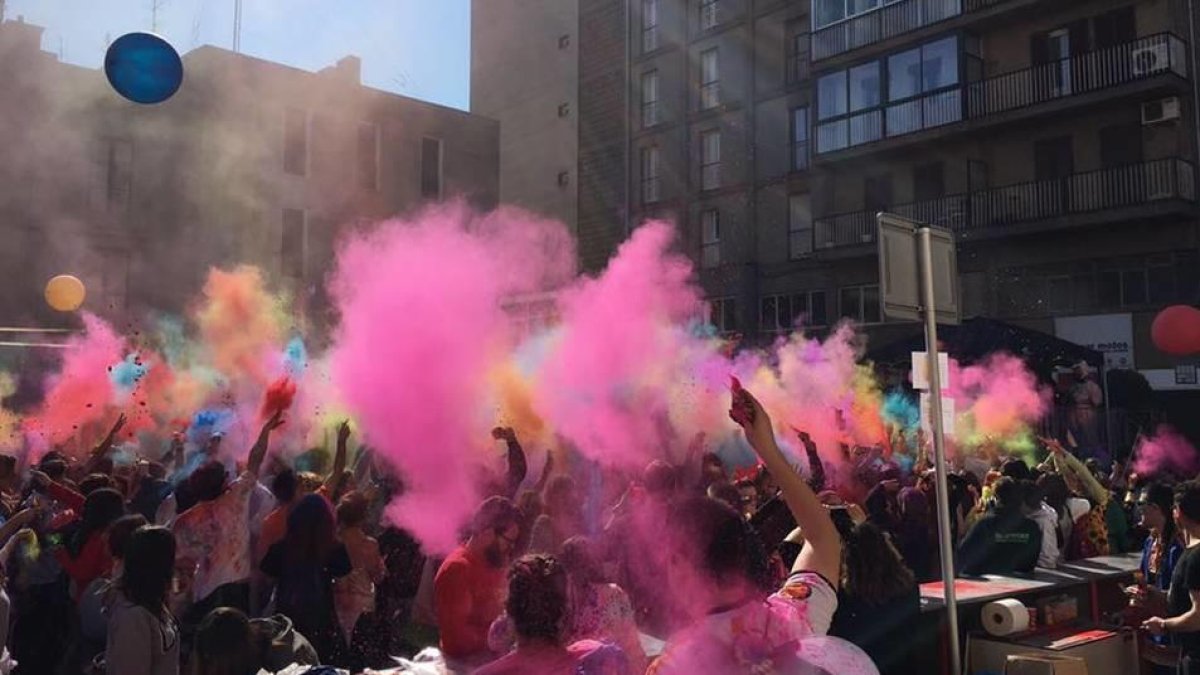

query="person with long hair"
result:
[56,487,125,601]
[1128,482,1186,673]
[895,487,933,582]
[104,526,179,675]
[829,522,920,675]
[559,536,646,673]
[260,493,352,664]
[332,491,385,664]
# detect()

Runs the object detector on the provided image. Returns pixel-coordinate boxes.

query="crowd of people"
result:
[0,378,1194,675]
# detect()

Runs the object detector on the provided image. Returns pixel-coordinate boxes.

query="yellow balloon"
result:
[45,275,86,312]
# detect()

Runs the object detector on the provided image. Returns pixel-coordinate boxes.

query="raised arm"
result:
[492,427,527,498]
[734,389,840,585]
[247,411,285,479]
[796,430,826,493]
[533,450,555,493]
[1046,437,1107,505]
[324,421,351,495]
[83,413,126,474]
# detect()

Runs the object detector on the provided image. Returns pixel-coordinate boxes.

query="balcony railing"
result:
[967,33,1189,116]
[813,158,1196,249]
[816,34,1189,156]
[813,0,962,61]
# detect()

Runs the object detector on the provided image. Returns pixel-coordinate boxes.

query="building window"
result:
[701,209,720,268]
[816,36,962,153]
[761,291,828,332]
[700,48,720,110]
[839,284,881,323]
[788,194,812,258]
[356,123,379,191]
[641,146,661,204]
[642,70,660,128]
[421,137,443,200]
[785,21,809,85]
[281,208,306,280]
[790,107,809,172]
[102,138,133,212]
[557,170,570,187]
[709,297,738,333]
[558,34,571,49]
[700,130,721,191]
[283,108,308,176]
[558,102,571,118]
[700,0,719,31]
[815,0,896,30]
[642,0,660,53]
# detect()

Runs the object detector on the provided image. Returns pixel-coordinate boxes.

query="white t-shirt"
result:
[649,571,838,675]
[172,472,257,603]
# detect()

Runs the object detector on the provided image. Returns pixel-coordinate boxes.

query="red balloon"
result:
[1151,305,1200,356]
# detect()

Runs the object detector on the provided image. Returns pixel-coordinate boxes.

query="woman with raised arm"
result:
[648,385,875,675]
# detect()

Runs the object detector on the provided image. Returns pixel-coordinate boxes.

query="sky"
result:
[3,0,472,110]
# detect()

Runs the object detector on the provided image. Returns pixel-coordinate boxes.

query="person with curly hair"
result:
[476,554,632,675]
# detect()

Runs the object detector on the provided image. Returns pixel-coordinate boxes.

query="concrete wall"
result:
[471,0,579,231]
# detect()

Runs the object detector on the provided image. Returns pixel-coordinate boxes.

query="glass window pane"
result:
[848,62,881,111]
[1122,269,1148,306]
[762,297,777,329]
[811,292,828,326]
[887,48,921,101]
[921,37,959,91]
[848,0,879,15]
[863,286,881,323]
[815,0,846,28]
[789,294,808,327]
[1149,265,1174,303]
[818,71,848,120]
[792,107,809,142]
[1097,270,1120,308]
[840,287,860,320]
[1048,277,1072,312]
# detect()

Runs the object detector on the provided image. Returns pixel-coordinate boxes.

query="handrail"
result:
[813,158,1196,248]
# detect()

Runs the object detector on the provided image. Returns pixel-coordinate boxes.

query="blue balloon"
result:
[104,32,183,104]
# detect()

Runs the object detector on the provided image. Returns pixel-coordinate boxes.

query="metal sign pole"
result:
[919,226,961,675]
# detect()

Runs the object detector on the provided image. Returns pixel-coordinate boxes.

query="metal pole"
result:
[920,226,962,675]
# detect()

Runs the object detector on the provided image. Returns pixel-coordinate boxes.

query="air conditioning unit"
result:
[1142,97,1181,125]
[1131,43,1170,76]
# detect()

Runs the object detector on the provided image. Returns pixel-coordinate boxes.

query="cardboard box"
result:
[968,628,1136,675]
[1005,654,1089,675]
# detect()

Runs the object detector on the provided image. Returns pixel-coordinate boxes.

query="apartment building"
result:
[0,16,499,335]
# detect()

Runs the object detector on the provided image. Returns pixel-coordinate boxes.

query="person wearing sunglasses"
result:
[434,496,523,670]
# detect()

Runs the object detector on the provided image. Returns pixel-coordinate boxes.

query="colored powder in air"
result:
[261,377,297,419]
[1134,425,1200,478]
[188,408,234,445]
[951,353,1049,447]
[283,337,307,378]
[535,221,703,469]
[25,313,125,452]
[0,373,20,450]
[882,390,920,439]
[330,204,574,554]
[194,266,289,386]
[110,353,149,400]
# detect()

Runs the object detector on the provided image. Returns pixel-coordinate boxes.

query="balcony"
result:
[815,34,1189,158]
[813,158,1196,249]
[813,0,1024,62]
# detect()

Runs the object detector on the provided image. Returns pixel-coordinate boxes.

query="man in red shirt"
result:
[434,496,522,669]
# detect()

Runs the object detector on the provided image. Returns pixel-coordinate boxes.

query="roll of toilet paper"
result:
[982,598,1030,636]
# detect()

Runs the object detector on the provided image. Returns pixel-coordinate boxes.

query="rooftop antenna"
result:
[232,0,242,52]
